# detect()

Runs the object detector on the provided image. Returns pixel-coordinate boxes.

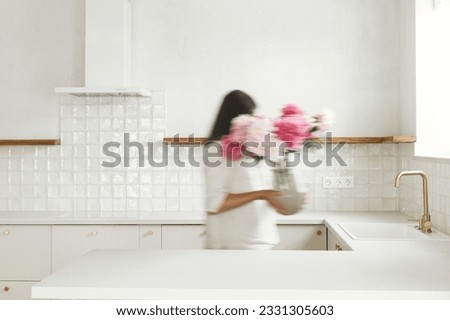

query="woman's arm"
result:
[210,190,288,214]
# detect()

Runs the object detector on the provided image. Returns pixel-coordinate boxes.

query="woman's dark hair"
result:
[207,90,256,142]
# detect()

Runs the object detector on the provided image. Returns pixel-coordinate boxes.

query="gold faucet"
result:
[394,170,432,233]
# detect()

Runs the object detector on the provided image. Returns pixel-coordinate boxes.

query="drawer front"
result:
[0,281,37,300]
[0,225,51,280]
[139,225,162,249]
[52,225,139,272]
[274,225,327,250]
[161,225,206,249]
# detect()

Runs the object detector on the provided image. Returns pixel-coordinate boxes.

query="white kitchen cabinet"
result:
[0,225,51,281]
[327,228,351,251]
[52,225,140,272]
[0,281,37,300]
[274,225,327,250]
[161,225,206,249]
[139,225,162,249]
[0,222,334,300]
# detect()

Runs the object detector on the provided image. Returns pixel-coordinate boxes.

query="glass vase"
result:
[272,159,304,215]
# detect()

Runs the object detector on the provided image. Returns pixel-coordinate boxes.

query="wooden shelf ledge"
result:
[163,135,416,145]
[0,139,61,146]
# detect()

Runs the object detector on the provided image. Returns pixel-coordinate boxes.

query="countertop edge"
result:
[0,211,405,225]
[31,287,450,300]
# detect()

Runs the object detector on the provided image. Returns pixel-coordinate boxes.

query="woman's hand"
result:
[259,190,289,215]
[211,190,288,214]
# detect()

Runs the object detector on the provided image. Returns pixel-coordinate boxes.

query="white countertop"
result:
[22,210,450,299]
[0,211,207,225]
[0,210,409,225]
[32,248,450,299]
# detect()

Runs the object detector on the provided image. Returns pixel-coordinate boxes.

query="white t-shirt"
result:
[203,155,280,249]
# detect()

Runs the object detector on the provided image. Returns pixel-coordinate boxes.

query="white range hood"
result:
[56,0,150,97]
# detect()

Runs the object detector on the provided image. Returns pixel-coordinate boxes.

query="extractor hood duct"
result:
[56,0,150,97]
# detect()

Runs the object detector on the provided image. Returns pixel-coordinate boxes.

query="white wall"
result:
[398,0,416,136]
[0,0,404,139]
[132,0,400,137]
[0,0,84,139]
[415,0,450,157]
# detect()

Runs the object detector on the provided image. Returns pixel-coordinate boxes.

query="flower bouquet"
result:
[221,104,331,214]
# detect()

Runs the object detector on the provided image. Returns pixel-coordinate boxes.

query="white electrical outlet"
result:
[322,176,354,189]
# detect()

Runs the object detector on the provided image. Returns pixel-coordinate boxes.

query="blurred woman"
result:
[203,90,287,249]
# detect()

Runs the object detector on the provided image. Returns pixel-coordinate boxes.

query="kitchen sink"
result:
[339,222,450,241]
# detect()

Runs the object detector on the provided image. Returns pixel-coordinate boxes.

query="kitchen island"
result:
[2,210,450,300]
[32,247,450,299]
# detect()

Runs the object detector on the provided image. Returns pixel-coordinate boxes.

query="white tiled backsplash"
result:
[0,94,449,232]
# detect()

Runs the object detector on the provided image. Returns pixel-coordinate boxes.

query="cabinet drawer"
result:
[0,225,51,280]
[0,281,37,300]
[52,225,139,272]
[162,225,206,249]
[139,225,162,249]
[274,225,326,250]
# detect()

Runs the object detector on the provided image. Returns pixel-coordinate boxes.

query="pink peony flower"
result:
[229,114,255,144]
[221,134,243,160]
[244,115,274,157]
[281,104,305,117]
[224,114,275,159]
[274,116,312,150]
